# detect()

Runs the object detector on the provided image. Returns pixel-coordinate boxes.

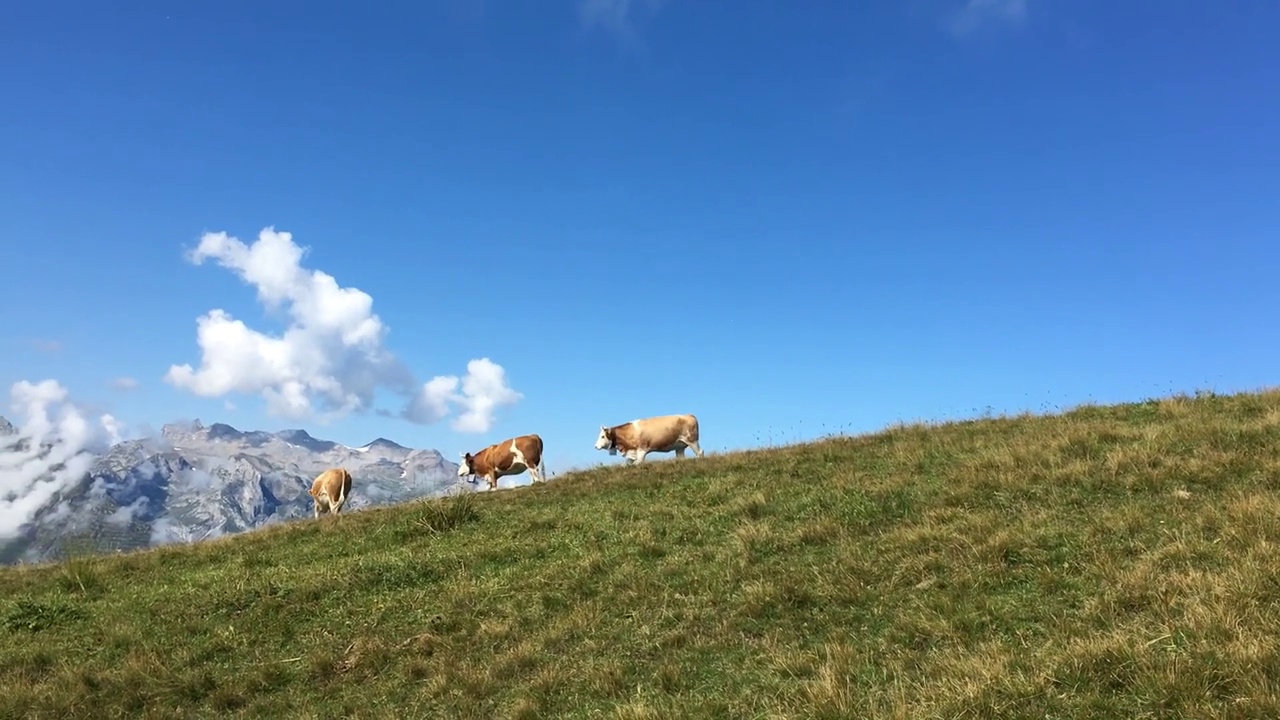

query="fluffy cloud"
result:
[0,379,121,541]
[949,0,1027,36]
[165,227,521,433]
[406,358,524,433]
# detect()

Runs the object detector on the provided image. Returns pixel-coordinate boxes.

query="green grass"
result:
[4,389,1280,718]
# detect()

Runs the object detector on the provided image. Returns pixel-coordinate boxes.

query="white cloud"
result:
[405,376,460,426]
[0,379,119,542]
[949,0,1027,36]
[104,496,150,527]
[409,358,524,433]
[165,226,522,433]
[173,467,219,492]
[112,376,140,391]
[101,414,123,445]
[224,400,237,412]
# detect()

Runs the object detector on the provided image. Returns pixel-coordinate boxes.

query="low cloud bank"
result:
[0,380,121,541]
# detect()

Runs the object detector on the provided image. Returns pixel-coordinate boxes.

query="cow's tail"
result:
[533,435,548,481]
[338,469,352,505]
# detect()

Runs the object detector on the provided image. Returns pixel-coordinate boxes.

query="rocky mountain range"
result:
[0,417,471,565]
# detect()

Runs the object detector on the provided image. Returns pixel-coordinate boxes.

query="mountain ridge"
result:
[0,414,467,565]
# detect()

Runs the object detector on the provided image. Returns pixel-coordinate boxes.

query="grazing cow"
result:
[309,467,353,519]
[458,434,547,491]
[594,413,704,464]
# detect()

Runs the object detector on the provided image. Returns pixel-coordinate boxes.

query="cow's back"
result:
[473,435,542,477]
[311,467,351,499]
[676,413,699,441]
[634,414,698,447]
[515,434,544,466]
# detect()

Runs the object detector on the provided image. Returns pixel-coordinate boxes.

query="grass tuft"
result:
[4,598,88,633]
[396,491,480,539]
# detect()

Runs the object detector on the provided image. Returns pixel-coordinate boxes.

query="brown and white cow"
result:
[594,413,704,464]
[457,434,547,491]
[308,467,353,519]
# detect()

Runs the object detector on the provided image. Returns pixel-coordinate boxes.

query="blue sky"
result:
[2,0,1279,475]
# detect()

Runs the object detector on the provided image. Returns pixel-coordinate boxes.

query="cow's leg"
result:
[313,500,321,520]
[675,446,686,459]
[632,449,648,464]
[487,474,499,491]
[528,464,543,484]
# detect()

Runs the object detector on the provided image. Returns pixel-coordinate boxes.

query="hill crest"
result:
[2,388,1278,718]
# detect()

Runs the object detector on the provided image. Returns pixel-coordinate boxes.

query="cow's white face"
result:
[594,426,611,451]
[457,452,474,478]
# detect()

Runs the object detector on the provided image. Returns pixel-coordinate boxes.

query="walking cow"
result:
[594,413,704,464]
[458,434,547,491]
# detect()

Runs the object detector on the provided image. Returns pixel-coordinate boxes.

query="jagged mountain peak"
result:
[206,422,245,441]
[277,428,314,441]
[274,429,337,453]
[160,419,205,442]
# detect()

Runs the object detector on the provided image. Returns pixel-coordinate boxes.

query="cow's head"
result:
[594,426,616,454]
[457,452,476,481]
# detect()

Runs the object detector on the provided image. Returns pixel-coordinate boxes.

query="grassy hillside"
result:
[4,390,1280,719]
